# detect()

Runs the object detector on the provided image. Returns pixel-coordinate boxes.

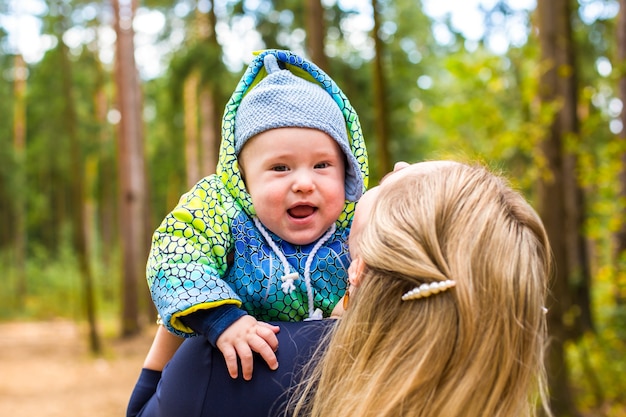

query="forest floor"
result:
[0,320,154,417]
[2,320,623,417]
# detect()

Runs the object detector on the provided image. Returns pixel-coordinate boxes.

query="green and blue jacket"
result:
[147,49,369,337]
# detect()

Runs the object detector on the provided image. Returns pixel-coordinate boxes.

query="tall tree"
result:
[616,0,626,306]
[90,8,118,271]
[182,1,222,187]
[12,53,27,306]
[184,67,201,186]
[536,0,592,415]
[198,3,220,177]
[305,0,328,72]
[113,0,148,337]
[57,22,102,354]
[370,0,391,177]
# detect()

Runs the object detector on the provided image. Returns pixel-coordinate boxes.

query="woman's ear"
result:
[348,256,365,287]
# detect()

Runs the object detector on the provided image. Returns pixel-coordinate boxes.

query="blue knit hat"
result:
[234,54,363,201]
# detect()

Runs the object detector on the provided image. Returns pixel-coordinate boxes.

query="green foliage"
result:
[415,44,549,196]
[375,0,437,177]
[566,264,626,414]
[0,240,121,321]
[1,0,626,413]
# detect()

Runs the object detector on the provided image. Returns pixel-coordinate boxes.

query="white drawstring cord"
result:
[302,224,335,319]
[253,217,335,319]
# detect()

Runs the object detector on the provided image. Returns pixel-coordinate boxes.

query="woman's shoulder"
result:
[155,320,336,417]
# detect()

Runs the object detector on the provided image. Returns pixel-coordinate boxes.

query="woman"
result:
[291,160,552,417]
[128,161,551,417]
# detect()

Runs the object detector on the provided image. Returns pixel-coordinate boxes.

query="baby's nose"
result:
[291,171,315,192]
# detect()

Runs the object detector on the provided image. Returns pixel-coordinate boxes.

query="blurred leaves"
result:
[0,0,625,414]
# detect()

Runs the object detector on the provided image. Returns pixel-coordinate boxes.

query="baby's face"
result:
[239,127,346,245]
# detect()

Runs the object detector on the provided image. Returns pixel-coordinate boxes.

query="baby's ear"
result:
[348,256,365,287]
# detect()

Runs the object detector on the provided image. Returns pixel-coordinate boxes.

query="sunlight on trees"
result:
[0,0,625,415]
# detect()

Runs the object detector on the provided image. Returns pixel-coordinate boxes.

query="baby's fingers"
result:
[235,341,255,381]
[220,344,240,379]
[256,323,280,351]
[257,321,280,334]
[249,335,278,374]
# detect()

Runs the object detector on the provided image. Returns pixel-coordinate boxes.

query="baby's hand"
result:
[216,315,280,380]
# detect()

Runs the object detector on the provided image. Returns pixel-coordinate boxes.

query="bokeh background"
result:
[1,0,625,416]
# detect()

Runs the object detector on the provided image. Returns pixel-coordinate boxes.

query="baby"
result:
[144,49,368,380]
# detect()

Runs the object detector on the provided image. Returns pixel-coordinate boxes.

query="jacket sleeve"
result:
[126,368,161,417]
[147,175,242,337]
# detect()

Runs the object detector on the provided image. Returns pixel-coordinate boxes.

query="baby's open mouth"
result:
[288,205,317,218]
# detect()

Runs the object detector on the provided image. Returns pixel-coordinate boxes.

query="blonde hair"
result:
[290,162,551,417]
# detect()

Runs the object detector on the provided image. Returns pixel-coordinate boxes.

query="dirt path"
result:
[0,320,154,417]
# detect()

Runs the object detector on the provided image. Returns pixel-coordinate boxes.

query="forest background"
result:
[1,0,625,416]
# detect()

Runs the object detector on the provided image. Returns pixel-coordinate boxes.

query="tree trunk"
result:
[199,86,218,176]
[12,53,27,307]
[305,0,328,72]
[184,72,201,187]
[536,0,588,415]
[556,1,593,336]
[58,23,102,354]
[615,0,626,305]
[93,27,117,275]
[113,0,147,337]
[371,0,392,178]
[188,2,220,178]
[201,2,220,175]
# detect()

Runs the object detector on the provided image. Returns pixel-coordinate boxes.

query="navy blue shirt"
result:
[127,320,334,417]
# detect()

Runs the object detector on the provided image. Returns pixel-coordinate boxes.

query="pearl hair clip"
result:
[401,280,456,301]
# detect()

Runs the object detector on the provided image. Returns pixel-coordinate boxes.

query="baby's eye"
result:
[271,165,289,172]
[314,162,330,169]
